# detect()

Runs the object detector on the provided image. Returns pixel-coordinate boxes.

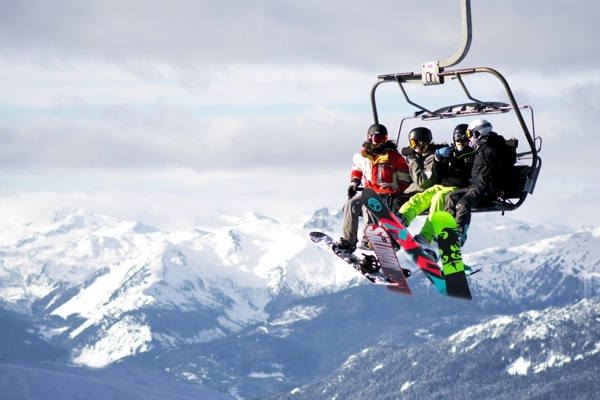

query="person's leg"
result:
[398,186,440,226]
[420,186,457,242]
[445,188,469,217]
[341,193,363,245]
[454,186,486,245]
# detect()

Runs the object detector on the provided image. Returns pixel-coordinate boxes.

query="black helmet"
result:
[453,124,468,142]
[408,127,432,147]
[367,123,388,138]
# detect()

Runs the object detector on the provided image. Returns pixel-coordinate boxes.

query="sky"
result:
[0,0,599,230]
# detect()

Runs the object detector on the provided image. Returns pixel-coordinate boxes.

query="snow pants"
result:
[341,193,376,244]
[342,192,397,244]
[445,185,489,232]
[398,185,458,242]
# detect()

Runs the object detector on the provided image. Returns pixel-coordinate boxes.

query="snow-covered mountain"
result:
[0,208,356,367]
[269,298,600,400]
[0,361,235,400]
[1,207,597,399]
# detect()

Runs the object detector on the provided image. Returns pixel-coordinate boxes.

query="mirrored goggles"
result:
[409,139,417,148]
[372,134,388,144]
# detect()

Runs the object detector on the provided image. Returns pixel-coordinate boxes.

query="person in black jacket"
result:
[395,124,475,247]
[445,119,505,246]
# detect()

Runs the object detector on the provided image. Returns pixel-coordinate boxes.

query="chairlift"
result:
[370,0,542,214]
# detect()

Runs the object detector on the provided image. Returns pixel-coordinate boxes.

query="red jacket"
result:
[351,145,410,195]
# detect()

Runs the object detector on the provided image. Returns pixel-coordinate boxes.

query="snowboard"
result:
[309,231,410,293]
[430,211,472,300]
[364,224,412,296]
[361,188,471,300]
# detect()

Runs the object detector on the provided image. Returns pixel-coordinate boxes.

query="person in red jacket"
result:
[333,123,411,253]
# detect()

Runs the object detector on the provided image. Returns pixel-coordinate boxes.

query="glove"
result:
[435,146,453,160]
[401,146,415,157]
[347,181,360,199]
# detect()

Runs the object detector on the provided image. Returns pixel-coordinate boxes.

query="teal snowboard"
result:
[430,211,471,300]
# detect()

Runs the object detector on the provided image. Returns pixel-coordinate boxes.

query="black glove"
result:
[401,146,415,157]
[347,180,360,199]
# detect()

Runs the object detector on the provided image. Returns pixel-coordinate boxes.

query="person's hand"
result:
[435,146,453,160]
[401,146,414,157]
[347,180,360,199]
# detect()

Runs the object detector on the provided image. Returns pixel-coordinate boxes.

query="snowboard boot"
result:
[414,233,439,262]
[394,212,408,227]
[357,238,372,251]
[332,238,356,254]
[457,224,469,247]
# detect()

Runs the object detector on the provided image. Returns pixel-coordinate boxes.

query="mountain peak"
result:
[219,212,278,226]
[303,207,342,232]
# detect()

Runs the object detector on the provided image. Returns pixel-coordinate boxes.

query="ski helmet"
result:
[453,124,469,142]
[367,123,388,138]
[466,119,493,139]
[408,127,432,148]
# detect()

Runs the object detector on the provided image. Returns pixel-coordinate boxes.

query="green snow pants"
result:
[398,185,458,242]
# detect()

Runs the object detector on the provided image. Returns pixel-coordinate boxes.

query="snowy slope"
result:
[0,208,357,368]
[0,207,586,370]
[273,298,600,400]
[1,206,598,399]
[0,361,234,400]
[464,227,600,303]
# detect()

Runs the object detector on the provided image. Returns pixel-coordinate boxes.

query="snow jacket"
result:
[469,132,504,196]
[351,142,410,195]
[437,145,476,188]
[404,149,437,194]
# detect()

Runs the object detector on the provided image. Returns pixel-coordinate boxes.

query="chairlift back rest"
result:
[471,137,528,213]
[499,137,519,198]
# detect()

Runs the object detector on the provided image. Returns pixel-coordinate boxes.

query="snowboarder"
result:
[401,127,439,195]
[334,123,411,253]
[445,119,506,246]
[395,124,476,247]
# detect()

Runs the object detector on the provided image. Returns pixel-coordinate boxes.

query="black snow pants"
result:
[444,186,489,231]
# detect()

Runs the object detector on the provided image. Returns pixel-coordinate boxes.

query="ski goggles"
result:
[372,133,388,144]
[454,135,469,143]
[409,139,418,148]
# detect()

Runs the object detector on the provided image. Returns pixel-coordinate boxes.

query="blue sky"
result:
[0,0,598,229]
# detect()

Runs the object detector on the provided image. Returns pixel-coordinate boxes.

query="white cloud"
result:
[1,0,599,230]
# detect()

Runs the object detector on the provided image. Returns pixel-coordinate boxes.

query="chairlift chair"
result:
[368,0,542,214]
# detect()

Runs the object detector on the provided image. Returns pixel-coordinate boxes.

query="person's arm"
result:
[409,154,436,190]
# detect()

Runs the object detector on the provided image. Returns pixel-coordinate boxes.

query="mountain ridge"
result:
[1,207,596,399]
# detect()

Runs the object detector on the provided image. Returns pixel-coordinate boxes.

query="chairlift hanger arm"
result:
[439,0,472,69]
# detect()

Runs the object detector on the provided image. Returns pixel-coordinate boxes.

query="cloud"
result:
[3,0,598,75]
[1,0,600,229]
[0,0,505,70]
[0,102,367,173]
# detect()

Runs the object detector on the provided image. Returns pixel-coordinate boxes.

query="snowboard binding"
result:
[359,253,412,279]
[359,254,381,274]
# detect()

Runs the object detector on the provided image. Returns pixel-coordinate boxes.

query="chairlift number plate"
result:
[422,61,444,85]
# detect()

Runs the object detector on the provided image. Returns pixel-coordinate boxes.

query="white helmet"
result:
[467,119,493,139]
